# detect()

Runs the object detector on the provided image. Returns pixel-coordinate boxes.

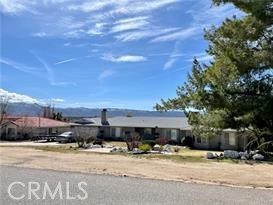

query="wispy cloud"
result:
[187,52,213,62]
[55,57,79,65]
[101,54,147,63]
[115,27,179,42]
[110,16,150,33]
[98,70,115,81]
[31,53,76,86]
[32,32,48,37]
[151,27,199,42]
[186,1,244,29]
[163,41,184,70]
[67,0,180,15]
[0,0,35,14]
[164,58,176,70]
[0,58,38,74]
[1,0,183,42]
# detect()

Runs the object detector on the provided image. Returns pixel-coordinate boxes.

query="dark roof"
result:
[84,116,190,130]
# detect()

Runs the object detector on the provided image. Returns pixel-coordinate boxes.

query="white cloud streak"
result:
[101,54,147,63]
[187,52,214,62]
[98,70,115,81]
[111,16,150,33]
[115,27,179,42]
[67,0,180,15]
[32,32,48,37]
[0,58,38,74]
[55,58,79,65]
[151,27,199,42]
[163,41,183,70]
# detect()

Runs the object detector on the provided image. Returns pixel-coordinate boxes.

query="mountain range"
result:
[7,103,185,118]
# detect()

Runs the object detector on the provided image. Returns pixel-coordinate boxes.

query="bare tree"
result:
[74,126,97,148]
[42,103,54,119]
[0,96,9,125]
[125,132,141,151]
[17,116,33,140]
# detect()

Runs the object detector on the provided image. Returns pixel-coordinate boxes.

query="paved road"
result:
[0,166,272,205]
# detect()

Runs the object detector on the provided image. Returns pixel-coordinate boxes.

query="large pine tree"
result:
[156,0,273,151]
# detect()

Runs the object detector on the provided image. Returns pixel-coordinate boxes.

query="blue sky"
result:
[0,0,242,110]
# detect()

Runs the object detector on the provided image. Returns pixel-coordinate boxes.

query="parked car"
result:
[56,132,75,143]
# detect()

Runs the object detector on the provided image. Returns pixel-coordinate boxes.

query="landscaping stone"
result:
[129,148,145,155]
[252,153,264,161]
[241,156,247,160]
[90,144,102,148]
[224,150,239,159]
[153,144,161,151]
[206,152,215,159]
[162,144,173,153]
[239,151,250,159]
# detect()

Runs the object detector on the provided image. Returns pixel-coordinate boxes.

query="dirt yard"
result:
[1,146,273,189]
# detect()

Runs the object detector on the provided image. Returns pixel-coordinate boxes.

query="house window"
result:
[229,133,236,146]
[115,128,121,138]
[7,128,16,135]
[111,128,121,137]
[224,133,229,145]
[197,136,201,143]
[171,129,178,140]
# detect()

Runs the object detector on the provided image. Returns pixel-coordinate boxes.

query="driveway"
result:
[0,166,272,205]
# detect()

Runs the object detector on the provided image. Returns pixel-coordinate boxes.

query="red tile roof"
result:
[12,117,70,128]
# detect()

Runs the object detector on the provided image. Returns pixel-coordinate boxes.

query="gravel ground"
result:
[1,166,273,205]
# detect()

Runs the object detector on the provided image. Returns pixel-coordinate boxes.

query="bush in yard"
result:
[139,144,151,152]
[141,140,156,147]
[74,127,96,148]
[155,136,170,146]
[125,132,141,151]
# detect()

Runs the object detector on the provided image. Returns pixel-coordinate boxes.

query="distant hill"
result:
[7,103,185,117]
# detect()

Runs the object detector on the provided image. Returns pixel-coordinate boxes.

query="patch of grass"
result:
[34,145,79,153]
[134,154,207,163]
[106,141,127,147]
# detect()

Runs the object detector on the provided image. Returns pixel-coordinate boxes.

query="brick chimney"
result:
[101,109,108,125]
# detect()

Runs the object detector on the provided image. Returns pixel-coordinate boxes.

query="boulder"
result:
[110,147,117,152]
[162,144,173,152]
[224,150,239,159]
[252,154,264,161]
[90,144,102,148]
[241,156,247,160]
[153,144,161,151]
[239,151,250,159]
[129,148,144,155]
[206,152,215,159]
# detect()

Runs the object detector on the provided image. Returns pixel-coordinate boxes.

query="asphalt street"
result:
[0,165,272,205]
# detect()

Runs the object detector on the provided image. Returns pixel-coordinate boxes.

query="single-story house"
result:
[75,109,248,151]
[1,117,71,140]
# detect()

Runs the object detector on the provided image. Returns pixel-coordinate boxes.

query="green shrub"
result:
[141,140,156,147]
[139,144,151,152]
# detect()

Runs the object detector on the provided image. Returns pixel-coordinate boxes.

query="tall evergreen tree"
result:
[156,0,273,151]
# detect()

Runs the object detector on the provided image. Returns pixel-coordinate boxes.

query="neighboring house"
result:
[76,109,248,151]
[193,129,248,151]
[1,117,71,140]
